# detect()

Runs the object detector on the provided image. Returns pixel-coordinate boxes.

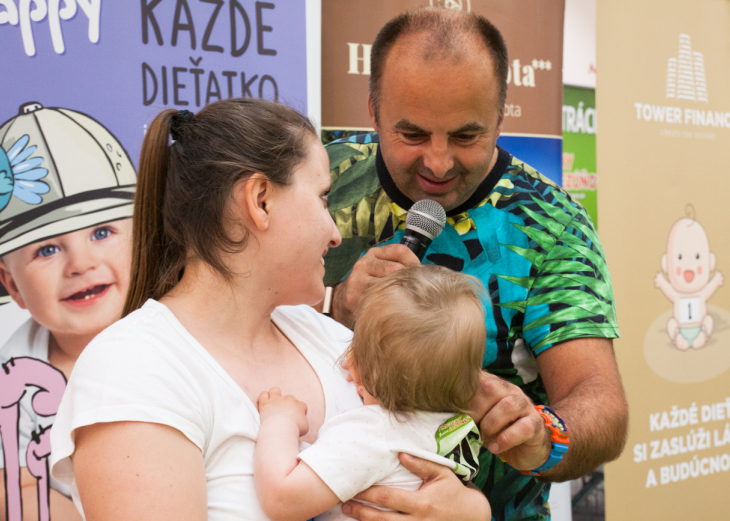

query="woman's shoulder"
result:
[57,301,219,453]
[76,300,209,380]
[90,299,169,342]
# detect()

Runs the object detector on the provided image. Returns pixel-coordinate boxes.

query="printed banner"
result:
[321,0,564,184]
[562,86,597,227]
[1,1,308,169]
[0,2,308,519]
[598,1,730,519]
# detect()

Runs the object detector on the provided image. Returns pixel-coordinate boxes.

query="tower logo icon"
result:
[666,34,708,102]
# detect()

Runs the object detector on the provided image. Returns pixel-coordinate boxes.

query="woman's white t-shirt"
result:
[50,300,363,520]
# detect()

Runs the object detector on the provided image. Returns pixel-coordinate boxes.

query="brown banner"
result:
[598,1,730,519]
[321,0,564,136]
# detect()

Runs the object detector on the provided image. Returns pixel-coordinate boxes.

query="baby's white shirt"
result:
[299,406,459,521]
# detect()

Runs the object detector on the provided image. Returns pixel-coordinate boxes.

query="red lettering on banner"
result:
[562,172,598,190]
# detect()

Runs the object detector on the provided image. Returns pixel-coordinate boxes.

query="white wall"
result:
[563,0,597,88]
[0,302,31,348]
[306,0,322,133]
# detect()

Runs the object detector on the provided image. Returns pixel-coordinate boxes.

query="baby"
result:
[0,102,136,520]
[0,219,132,516]
[254,264,488,521]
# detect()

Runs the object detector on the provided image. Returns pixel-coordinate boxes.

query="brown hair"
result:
[123,99,316,316]
[348,265,487,416]
[369,8,509,122]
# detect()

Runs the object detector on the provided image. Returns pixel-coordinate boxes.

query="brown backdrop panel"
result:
[598,1,730,519]
[322,0,564,135]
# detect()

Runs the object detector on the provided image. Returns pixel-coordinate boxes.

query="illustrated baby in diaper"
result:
[654,215,723,350]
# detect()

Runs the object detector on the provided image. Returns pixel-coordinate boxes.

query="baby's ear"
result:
[661,253,668,274]
[0,263,26,309]
[710,252,716,272]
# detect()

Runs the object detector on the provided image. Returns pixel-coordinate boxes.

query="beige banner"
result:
[321,0,564,136]
[598,1,730,519]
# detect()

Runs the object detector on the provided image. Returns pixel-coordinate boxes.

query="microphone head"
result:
[406,199,447,240]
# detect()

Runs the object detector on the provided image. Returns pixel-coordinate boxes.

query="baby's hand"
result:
[654,272,664,288]
[257,387,309,437]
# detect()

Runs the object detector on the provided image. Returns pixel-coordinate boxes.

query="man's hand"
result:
[257,387,310,438]
[341,454,491,521]
[471,372,551,471]
[332,244,420,328]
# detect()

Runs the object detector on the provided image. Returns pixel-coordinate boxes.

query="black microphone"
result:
[400,199,447,261]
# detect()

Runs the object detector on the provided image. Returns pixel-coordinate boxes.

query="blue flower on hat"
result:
[0,135,50,212]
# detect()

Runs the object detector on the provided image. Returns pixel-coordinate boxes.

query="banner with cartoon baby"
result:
[597,0,730,518]
[0,2,308,519]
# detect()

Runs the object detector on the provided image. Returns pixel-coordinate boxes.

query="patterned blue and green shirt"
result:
[323,132,619,521]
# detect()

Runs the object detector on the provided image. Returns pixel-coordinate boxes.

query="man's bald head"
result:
[369,8,509,123]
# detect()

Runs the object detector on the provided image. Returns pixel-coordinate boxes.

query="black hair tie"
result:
[170,110,194,142]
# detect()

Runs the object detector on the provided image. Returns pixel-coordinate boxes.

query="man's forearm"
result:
[539,375,628,482]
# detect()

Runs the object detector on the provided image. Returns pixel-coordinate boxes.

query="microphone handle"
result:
[401,228,432,261]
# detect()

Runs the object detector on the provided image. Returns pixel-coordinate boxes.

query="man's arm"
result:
[536,337,628,481]
[471,337,628,480]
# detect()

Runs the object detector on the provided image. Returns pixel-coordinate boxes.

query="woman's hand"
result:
[341,454,491,521]
[257,387,310,438]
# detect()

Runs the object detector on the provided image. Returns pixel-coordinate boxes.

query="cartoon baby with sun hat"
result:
[0,102,136,520]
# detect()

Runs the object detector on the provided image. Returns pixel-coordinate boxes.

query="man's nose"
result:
[422,137,454,178]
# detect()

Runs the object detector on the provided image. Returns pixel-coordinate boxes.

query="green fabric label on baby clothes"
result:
[436,414,482,482]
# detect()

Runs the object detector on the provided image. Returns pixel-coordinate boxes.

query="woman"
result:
[49,99,489,520]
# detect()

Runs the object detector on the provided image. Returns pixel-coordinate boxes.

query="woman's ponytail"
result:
[123,109,180,316]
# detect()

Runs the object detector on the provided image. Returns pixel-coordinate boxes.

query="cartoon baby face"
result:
[0,219,132,340]
[662,218,716,293]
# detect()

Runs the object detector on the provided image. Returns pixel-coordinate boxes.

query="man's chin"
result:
[406,190,461,212]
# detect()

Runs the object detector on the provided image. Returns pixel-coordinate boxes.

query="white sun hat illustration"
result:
[0,102,137,304]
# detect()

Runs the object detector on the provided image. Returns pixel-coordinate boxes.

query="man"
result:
[322,8,628,521]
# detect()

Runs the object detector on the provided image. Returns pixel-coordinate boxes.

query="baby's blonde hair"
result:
[348,264,487,416]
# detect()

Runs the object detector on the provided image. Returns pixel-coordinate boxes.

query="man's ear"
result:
[0,261,26,309]
[368,95,379,133]
[233,174,273,232]
[496,105,505,137]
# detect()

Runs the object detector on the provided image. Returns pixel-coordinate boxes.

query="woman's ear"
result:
[235,174,272,232]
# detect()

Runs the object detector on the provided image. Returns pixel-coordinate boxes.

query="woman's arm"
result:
[73,421,207,521]
[254,388,340,521]
[342,454,491,521]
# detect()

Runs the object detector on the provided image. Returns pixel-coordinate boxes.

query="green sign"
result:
[563,86,598,227]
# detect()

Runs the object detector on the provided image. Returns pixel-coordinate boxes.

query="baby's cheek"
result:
[677,267,682,276]
[698,266,703,275]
